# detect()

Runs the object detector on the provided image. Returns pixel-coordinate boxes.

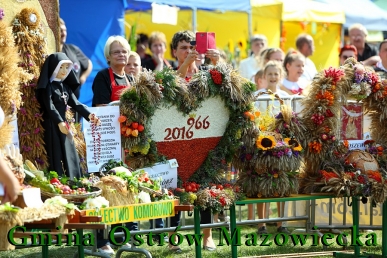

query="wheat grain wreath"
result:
[118,63,255,185]
[299,57,387,203]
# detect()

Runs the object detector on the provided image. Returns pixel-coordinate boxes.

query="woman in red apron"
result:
[91,36,136,255]
[92,36,132,107]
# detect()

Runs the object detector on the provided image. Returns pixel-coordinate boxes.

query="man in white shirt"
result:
[238,34,267,81]
[296,34,317,82]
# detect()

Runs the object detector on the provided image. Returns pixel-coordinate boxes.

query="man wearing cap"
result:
[238,34,267,81]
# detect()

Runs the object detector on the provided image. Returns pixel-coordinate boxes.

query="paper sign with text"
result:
[141,159,178,189]
[83,106,121,172]
[347,140,366,150]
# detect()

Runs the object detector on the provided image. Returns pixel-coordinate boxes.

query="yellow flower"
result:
[256,135,277,150]
[273,173,278,178]
[284,138,303,151]
[238,38,247,51]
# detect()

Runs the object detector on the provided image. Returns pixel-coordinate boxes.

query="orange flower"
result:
[308,141,322,153]
[316,90,334,106]
[367,170,382,183]
[321,170,339,180]
[373,83,381,92]
[244,111,255,121]
[343,140,349,148]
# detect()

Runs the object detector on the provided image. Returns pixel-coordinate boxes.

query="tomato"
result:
[137,124,145,132]
[118,115,127,123]
[50,178,60,184]
[186,185,193,192]
[131,122,139,129]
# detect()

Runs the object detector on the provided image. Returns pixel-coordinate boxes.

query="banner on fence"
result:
[85,199,178,224]
[284,199,382,227]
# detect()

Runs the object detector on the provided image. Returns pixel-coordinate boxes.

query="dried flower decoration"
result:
[0,8,4,20]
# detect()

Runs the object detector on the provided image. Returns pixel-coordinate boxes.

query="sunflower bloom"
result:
[256,135,277,150]
[284,138,303,151]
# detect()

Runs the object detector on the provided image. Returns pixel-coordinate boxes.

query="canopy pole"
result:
[192,7,197,32]
[247,9,253,39]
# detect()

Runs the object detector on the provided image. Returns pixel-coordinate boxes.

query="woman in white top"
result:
[280,50,309,96]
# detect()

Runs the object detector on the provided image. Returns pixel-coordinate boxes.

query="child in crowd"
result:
[280,50,308,95]
[259,48,285,68]
[125,51,142,79]
[254,60,290,235]
[256,60,288,98]
[254,69,267,91]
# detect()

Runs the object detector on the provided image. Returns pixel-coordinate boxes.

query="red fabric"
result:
[108,68,130,102]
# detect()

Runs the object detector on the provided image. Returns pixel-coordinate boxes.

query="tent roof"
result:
[280,0,345,23]
[129,0,251,12]
[316,0,387,31]
[251,0,345,23]
[373,0,387,12]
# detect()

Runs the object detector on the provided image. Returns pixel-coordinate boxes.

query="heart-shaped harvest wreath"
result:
[118,63,255,185]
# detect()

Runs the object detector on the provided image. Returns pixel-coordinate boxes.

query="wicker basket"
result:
[41,186,102,202]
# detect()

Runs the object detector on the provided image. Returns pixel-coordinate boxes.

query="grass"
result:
[0,204,383,258]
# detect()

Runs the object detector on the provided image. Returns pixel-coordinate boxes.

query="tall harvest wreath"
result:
[299,57,387,203]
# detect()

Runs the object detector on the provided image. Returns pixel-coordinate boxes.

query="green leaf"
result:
[48,171,58,180]
[60,176,69,185]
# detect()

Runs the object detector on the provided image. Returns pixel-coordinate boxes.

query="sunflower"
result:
[256,135,277,150]
[284,138,303,151]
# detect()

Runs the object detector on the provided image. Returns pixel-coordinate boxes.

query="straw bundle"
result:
[0,210,23,250]
[94,175,136,206]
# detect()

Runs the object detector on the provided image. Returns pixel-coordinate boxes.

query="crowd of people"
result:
[2,18,387,255]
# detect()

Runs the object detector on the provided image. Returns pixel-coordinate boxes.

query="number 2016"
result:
[164,115,210,140]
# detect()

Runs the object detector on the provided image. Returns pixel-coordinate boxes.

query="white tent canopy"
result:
[316,0,387,31]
